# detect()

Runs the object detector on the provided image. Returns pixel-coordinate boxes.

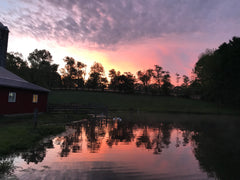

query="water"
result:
[1,113,240,180]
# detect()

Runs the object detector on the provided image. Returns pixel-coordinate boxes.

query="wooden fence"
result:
[47,104,108,115]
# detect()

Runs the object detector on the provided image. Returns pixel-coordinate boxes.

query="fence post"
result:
[33,108,38,129]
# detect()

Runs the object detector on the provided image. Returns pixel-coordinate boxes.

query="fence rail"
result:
[47,104,108,115]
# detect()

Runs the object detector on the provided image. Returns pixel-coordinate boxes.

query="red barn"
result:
[0,22,50,115]
[0,67,50,114]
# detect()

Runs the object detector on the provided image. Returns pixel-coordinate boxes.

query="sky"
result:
[1,0,240,84]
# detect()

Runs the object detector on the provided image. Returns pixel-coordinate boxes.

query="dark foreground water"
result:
[1,113,240,180]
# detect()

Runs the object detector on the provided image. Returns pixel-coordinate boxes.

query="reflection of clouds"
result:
[2,0,240,48]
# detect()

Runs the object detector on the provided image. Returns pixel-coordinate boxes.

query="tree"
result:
[61,57,86,88]
[108,69,120,90]
[6,52,30,81]
[117,72,136,93]
[194,36,240,104]
[175,73,181,86]
[182,75,190,87]
[76,61,86,88]
[6,51,61,88]
[62,57,77,79]
[27,49,61,88]
[108,69,135,93]
[178,75,190,97]
[137,69,153,92]
[86,62,107,89]
[153,65,163,89]
[28,49,53,69]
[161,71,172,95]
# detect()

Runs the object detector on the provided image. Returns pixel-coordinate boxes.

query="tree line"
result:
[6,36,240,105]
[6,49,185,95]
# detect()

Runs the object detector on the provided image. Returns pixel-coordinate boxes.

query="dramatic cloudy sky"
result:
[1,0,240,83]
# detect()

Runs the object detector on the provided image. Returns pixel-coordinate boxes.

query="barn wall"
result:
[0,87,48,114]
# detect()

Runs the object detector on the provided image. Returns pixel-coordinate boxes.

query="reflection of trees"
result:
[84,120,106,153]
[136,123,173,154]
[33,116,240,180]
[107,121,135,147]
[136,128,152,150]
[152,129,162,154]
[185,120,240,180]
[152,123,172,154]
[0,158,15,178]
[72,125,82,153]
[21,140,53,164]
[175,129,181,148]
[57,120,107,156]
[57,119,175,156]
[60,136,73,157]
[16,114,240,179]
[182,130,191,146]
[175,122,193,147]
[160,123,172,148]
[59,125,83,157]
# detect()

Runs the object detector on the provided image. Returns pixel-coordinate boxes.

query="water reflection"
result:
[0,157,15,178]
[21,139,54,164]
[59,119,185,156]
[107,120,135,147]
[56,116,240,179]
[188,120,240,180]
[1,114,240,180]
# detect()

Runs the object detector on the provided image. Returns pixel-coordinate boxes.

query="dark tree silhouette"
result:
[137,69,153,92]
[61,56,86,88]
[182,75,190,88]
[194,36,240,104]
[108,69,121,90]
[120,72,136,93]
[6,52,30,81]
[76,61,86,88]
[86,62,108,89]
[28,49,53,69]
[153,65,163,89]
[161,71,173,95]
[178,75,190,97]
[27,49,61,88]
[109,69,136,93]
[175,73,181,86]
[6,50,61,89]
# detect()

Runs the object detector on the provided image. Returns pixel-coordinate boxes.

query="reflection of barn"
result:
[0,22,49,114]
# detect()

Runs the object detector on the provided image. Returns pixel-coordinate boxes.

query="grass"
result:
[48,91,239,114]
[0,113,86,156]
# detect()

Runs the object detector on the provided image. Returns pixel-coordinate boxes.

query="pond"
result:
[1,113,240,180]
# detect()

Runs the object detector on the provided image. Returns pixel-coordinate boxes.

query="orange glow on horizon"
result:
[8,34,204,85]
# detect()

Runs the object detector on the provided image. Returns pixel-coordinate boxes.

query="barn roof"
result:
[0,67,50,92]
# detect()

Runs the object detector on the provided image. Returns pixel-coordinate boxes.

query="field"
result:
[48,90,239,114]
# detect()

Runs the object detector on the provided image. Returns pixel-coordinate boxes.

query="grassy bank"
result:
[48,91,239,114]
[0,113,86,156]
